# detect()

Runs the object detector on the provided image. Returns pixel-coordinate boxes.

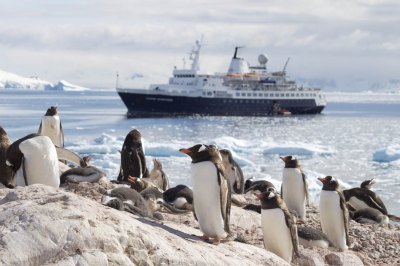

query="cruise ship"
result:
[117,40,326,117]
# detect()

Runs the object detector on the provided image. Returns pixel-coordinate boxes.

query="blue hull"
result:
[117,91,325,117]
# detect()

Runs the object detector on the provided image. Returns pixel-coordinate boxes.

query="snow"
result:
[0,69,90,91]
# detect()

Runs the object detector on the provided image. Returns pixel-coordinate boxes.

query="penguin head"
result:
[280,155,300,168]
[45,106,58,116]
[245,179,276,195]
[219,149,234,164]
[124,129,144,152]
[255,187,281,209]
[360,179,375,189]
[318,176,340,191]
[179,144,212,163]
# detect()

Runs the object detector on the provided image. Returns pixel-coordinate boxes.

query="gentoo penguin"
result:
[163,184,193,211]
[6,134,60,188]
[297,226,333,248]
[0,126,14,188]
[38,106,64,147]
[243,179,276,214]
[117,129,149,185]
[349,208,389,225]
[318,176,349,251]
[180,144,231,244]
[343,179,388,215]
[280,155,309,220]
[147,159,169,191]
[60,165,106,184]
[256,187,299,263]
[101,187,163,220]
[219,149,244,194]
[140,187,188,214]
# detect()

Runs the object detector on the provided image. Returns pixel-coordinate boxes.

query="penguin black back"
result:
[163,184,193,204]
[0,126,14,188]
[6,133,39,173]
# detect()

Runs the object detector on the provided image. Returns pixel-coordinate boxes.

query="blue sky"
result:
[0,0,399,89]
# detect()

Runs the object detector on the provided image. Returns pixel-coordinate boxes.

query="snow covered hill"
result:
[0,69,90,91]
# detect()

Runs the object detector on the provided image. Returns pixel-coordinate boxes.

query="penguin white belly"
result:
[172,197,188,209]
[191,161,226,238]
[282,168,306,219]
[40,116,62,146]
[17,136,60,188]
[261,209,293,263]
[319,191,347,250]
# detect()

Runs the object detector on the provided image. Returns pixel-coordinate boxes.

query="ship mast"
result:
[189,40,202,72]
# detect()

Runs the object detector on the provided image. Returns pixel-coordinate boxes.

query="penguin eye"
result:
[267,187,276,193]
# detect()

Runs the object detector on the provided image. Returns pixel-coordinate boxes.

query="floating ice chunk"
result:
[373,145,400,162]
[263,143,335,156]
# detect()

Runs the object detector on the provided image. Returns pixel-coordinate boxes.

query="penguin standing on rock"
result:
[117,129,149,187]
[280,155,309,220]
[180,144,231,244]
[318,176,349,251]
[38,106,64,147]
[256,186,299,263]
[0,126,14,188]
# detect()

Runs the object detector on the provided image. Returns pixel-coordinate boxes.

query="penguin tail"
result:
[388,214,400,222]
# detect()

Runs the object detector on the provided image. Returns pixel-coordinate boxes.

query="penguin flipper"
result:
[301,171,310,206]
[55,146,83,166]
[278,197,299,257]
[38,121,43,135]
[338,191,350,245]
[59,121,64,148]
[22,156,28,186]
[357,190,388,215]
[233,161,244,194]
[218,172,231,234]
[192,202,198,221]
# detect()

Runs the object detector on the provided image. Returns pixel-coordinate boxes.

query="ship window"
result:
[296,93,299,96]
[291,93,294,97]
[239,100,243,103]
[247,93,251,96]
[259,93,263,97]
[246,100,249,103]
[202,92,206,95]
[242,93,246,96]
[286,93,290,97]
[253,93,257,97]
[207,92,212,96]
[270,93,274,97]
[236,93,240,96]
[281,93,284,97]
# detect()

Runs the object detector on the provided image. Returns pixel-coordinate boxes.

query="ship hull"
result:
[117,91,325,117]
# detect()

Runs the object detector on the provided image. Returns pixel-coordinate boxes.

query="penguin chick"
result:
[219,149,244,194]
[101,187,162,220]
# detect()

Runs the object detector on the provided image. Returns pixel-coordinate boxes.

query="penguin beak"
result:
[318,177,326,183]
[255,193,264,199]
[369,179,376,185]
[179,148,190,154]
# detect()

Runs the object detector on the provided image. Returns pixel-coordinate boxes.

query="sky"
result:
[0,0,399,90]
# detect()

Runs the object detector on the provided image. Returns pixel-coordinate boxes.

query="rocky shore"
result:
[0,181,399,265]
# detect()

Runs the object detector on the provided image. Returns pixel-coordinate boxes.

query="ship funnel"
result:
[227,47,250,74]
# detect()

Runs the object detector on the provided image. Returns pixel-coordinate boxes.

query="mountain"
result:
[0,69,90,91]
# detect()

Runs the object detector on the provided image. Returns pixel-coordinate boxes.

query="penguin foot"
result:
[211,236,221,245]
[296,219,305,225]
[200,234,210,241]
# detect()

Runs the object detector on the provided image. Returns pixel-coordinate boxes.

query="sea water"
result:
[1,90,399,215]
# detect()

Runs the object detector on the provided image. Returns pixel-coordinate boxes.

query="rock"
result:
[325,252,364,266]
[0,185,288,265]
[298,249,325,266]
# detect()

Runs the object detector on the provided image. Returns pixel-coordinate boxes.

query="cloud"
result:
[0,0,399,89]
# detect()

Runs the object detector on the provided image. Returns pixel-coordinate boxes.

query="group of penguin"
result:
[0,107,397,264]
